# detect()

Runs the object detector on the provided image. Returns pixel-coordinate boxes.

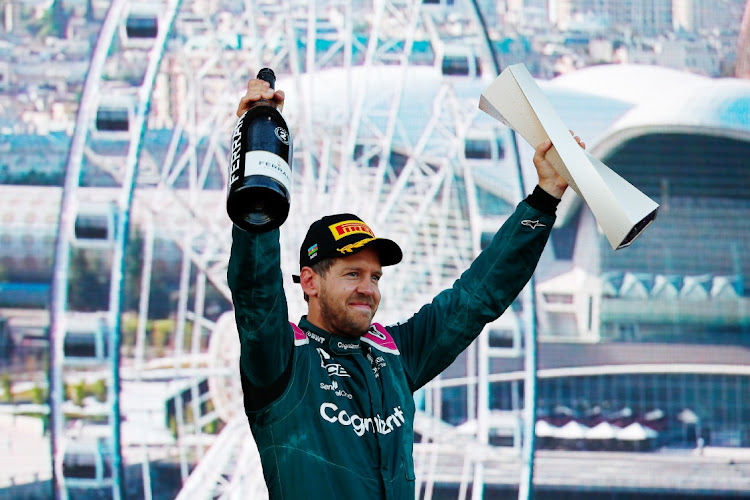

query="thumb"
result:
[274,90,285,112]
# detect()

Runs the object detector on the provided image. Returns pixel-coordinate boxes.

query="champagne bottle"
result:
[227,68,293,232]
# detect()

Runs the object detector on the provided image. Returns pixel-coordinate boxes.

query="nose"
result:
[356,276,378,298]
[356,280,374,297]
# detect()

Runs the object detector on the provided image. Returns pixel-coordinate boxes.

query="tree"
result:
[1,375,12,403]
[31,385,46,405]
[70,380,85,406]
[151,319,173,357]
[32,0,69,38]
[92,379,107,403]
[168,415,178,438]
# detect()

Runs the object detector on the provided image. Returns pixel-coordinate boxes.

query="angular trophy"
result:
[479,63,659,250]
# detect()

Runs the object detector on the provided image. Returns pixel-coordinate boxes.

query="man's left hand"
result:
[533,130,585,199]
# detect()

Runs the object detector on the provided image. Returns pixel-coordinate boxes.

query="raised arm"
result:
[390,135,584,390]
[228,226,292,389]
[228,78,291,390]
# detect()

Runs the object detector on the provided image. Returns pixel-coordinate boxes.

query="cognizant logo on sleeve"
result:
[319,403,405,437]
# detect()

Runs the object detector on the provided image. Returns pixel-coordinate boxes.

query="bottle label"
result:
[244,150,292,191]
[228,111,247,189]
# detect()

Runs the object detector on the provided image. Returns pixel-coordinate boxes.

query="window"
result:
[464,139,492,160]
[544,293,575,304]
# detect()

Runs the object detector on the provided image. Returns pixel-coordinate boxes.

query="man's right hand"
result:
[236,78,285,117]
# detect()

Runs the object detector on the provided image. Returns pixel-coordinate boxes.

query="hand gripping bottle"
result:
[227,68,293,232]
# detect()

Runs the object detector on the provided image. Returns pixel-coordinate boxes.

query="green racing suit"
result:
[228,190,557,499]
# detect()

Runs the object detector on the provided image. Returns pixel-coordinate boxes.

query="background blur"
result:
[1,0,749,499]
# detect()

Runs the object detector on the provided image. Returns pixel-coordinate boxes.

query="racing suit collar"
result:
[298,316,364,355]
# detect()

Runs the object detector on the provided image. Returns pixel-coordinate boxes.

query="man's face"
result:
[316,247,382,338]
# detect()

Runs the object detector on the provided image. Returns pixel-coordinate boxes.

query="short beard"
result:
[318,287,377,338]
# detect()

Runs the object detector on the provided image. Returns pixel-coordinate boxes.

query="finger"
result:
[536,139,553,154]
[236,97,250,117]
[236,82,273,116]
[236,94,259,117]
[533,140,553,163]
[245,90,265,101]
[568,130,586,149]
[246,78,271,91]
[245,80,273,102]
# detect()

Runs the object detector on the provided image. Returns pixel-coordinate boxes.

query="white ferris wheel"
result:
[49,0,535,498]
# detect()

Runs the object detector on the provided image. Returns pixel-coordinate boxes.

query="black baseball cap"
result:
[292,213,402,283]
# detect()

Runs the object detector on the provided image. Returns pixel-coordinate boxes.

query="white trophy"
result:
[479,63,659,250]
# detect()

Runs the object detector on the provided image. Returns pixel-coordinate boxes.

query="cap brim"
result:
[292,237,402,284]
[367,237,403,267]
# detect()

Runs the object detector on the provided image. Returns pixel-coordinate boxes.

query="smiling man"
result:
[228,77,584,499]
[294,214,401,337]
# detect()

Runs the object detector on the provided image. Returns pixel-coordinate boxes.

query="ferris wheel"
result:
[50,0,532,498]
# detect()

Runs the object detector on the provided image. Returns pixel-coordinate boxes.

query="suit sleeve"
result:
[389,200,555,391]
[227,225,292,389]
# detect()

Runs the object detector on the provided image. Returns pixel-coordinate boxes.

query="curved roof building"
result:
[518,65,750,346]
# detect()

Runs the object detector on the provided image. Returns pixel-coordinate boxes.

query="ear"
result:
[299,267,319,299]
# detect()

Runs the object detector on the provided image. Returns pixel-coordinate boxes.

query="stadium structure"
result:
[1,0,750,499]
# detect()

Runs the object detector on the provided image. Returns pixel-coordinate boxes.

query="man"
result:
[229,78,584,499]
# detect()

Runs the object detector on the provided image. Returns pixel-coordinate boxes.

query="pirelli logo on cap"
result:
[329,220,375,241]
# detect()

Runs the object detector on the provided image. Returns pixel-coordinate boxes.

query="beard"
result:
[318,286,378,338]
